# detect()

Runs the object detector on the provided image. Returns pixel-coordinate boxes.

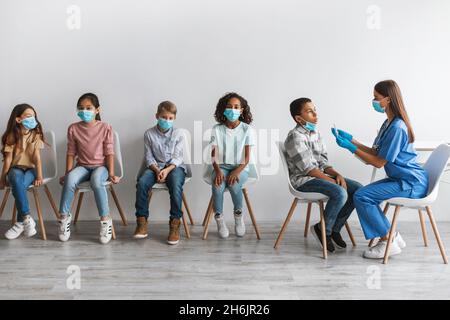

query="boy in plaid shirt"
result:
[284,98,362,252]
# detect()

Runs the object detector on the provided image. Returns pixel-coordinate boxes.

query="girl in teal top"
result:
[209,92,255,239]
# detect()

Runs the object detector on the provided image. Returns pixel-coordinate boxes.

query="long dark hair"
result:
[214,92,253,124]
[77,93,101,121]
[1,104,45,159]
[374,80,415,143]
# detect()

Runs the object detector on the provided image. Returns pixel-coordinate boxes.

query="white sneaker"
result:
[23,216,37,238]
[215,214,229,239]
[99,218,113,244]
[234,212,246,237]
[58,214,72,242]
[363,239,402,259]
[5,222,24,240]
[394,231,406,249]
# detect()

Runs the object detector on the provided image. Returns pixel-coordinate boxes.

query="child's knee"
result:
[91,178,106,190]
[64,173,79,189]
[7,169,20,183]
[334,186,348,204]
[227,182,242,195]
[212,183,225,194]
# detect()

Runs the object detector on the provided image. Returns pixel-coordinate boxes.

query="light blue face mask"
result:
[298,116,316,131]
[304,121,316,131]
[157,118,174,130]
[372,100,385,113]
[21,116,38,130]
[77,110,96,122]
[223,108,241,122]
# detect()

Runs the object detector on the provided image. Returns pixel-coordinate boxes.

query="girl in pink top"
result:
[58,93,120,244]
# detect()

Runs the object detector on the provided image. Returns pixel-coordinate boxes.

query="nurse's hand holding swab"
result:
[335,136,358,154]
[331,128,353,141]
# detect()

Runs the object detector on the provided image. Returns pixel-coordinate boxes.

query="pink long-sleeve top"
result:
[67,121,115,167]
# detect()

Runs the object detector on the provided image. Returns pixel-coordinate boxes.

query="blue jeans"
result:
[135,167,186,219]
[59,166,110,217]
[211,165,249,215]
[297,178,363,236]
[354,178,428,240]
[7,167,36,222]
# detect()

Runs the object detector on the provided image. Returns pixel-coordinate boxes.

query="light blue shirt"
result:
[144,125,186,172]
[373,118,428,192]
[210,122,255,171]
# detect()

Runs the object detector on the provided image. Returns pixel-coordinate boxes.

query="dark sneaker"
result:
[311,223,335,253]
[331,231,347,249]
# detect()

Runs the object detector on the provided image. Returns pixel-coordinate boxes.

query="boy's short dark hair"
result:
[157,101,177,115]
[289,97,311,120]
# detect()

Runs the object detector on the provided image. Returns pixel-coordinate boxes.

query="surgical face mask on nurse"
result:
[295,101,318,132]
[372,94,390,114]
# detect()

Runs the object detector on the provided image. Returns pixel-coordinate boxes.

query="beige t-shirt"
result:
[4,132,44,168]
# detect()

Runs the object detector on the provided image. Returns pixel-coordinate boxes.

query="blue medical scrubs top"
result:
[373,117,429,192]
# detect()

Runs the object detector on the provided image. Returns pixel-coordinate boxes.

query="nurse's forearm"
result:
[352,140,377,155]
[354,149,387,168]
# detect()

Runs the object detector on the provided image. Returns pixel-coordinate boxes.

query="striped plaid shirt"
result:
[284,124,332,188]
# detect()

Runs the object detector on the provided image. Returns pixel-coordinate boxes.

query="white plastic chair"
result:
[0,131,60,240]
[71,131,128,240]
[135,129,193,238]
[201,144,261,240]
[381,143,450,264]
[274,142,356,259]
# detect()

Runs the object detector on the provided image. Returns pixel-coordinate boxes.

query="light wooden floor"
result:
[0,220,449,300]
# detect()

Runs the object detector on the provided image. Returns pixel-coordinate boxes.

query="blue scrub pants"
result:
[353,178,428,240]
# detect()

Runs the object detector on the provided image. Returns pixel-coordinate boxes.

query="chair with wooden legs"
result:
[368,203,429,248]
[273,142,356,259]
[201,151,261,240]
[380,144,450,264]
[135,129,193,238]
[71,131,127,240]
[0,131,60,240]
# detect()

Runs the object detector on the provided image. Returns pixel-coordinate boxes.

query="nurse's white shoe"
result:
[394,231,406,249]
[363,239,402,259]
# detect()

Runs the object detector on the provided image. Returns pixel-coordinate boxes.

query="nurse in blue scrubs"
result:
[332,80,429,259]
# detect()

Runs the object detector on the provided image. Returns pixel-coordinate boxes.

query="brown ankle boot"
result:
[168,218,181,245]
[133,216,148,239]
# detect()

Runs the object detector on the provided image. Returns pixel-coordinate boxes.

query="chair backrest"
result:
[113,131,124,179]
[41,131,57,180]
[136,129,192,180]
[422,143,450,201]
[202,143,259,185]
[277,141,297,193]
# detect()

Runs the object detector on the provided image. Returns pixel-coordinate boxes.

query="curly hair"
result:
[214,92,253,125]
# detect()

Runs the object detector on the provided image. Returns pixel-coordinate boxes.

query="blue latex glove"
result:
[331,128,353,141]
[336,136,357,154]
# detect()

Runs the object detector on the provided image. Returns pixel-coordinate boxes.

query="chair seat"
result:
[4,177,54,191]
[152,177,192,190]
[77,180,113,192]
[289,186,329,202]
[387,196,431,209]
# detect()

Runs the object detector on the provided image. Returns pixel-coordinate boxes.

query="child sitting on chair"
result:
[133,101,186,245]
[284,97,362,252]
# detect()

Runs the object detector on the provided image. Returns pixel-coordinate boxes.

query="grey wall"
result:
[1,0,450,223]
